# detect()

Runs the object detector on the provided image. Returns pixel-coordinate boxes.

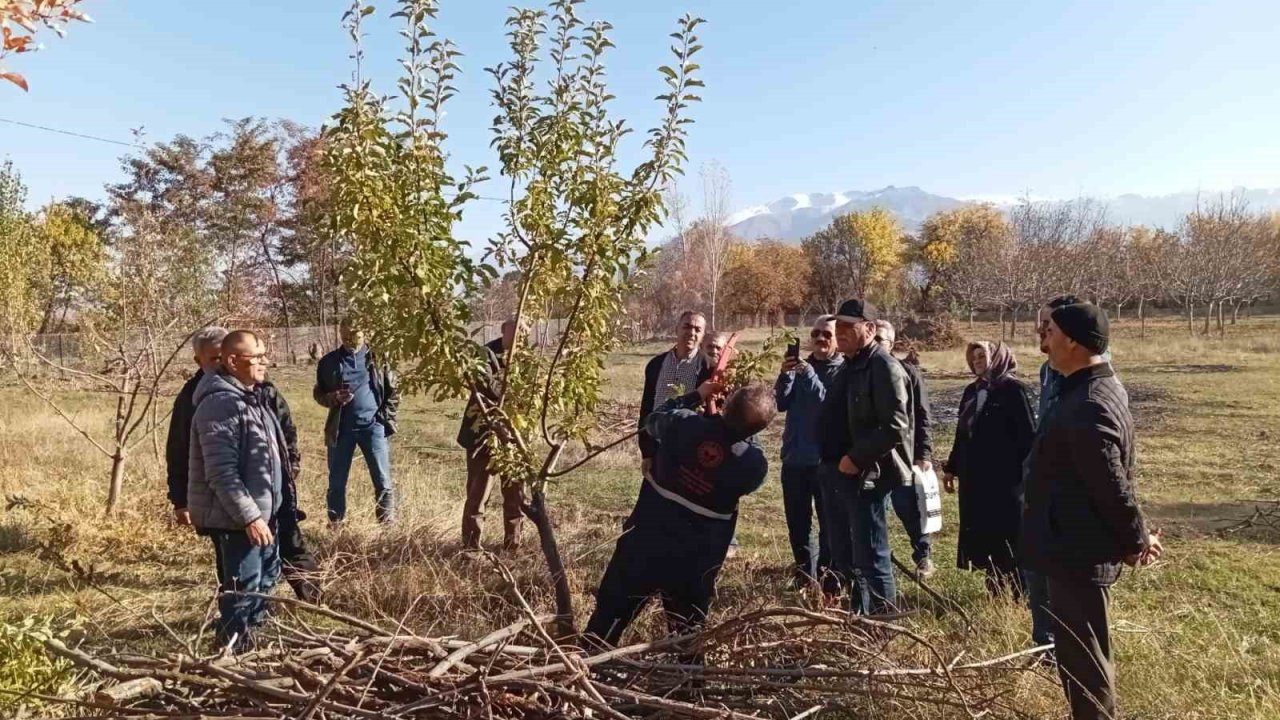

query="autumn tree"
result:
[722,239,809,326]
[108,119,318,340]
[0,160,210,514]
[626,237,703,339]
[1,0,91,90]
[1004,198,1108,336]
[324,0,704,633]
[802,207,904,310]
[916,203,1011,322]
[1126,225,1178,338]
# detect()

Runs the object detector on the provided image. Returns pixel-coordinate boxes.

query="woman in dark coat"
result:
[942,341,1037,595]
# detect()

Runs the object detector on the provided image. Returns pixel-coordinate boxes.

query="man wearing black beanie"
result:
[1020,304,1164,720]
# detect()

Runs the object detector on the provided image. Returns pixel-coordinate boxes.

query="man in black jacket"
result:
[586,381,774,648]
[1021,303,1163,720]
[874,320,936,577]
[314,317,401,524]
[638,311,710,481]
[167,328,319,602]
[819,299,914,615]
[456,319,525,550]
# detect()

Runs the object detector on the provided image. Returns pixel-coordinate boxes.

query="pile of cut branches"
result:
[32,584,1044,719]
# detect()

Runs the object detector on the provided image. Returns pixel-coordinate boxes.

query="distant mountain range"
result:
[726,186,1280,242]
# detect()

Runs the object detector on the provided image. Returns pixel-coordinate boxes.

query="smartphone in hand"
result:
[785,338,801,360]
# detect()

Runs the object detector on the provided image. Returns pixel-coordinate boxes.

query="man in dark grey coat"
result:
[874,319,936,577]
[818,299,914,615]
[190,330,287,653]
[1021,303,1163,720]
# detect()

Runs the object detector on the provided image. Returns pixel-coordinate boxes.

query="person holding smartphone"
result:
[314,317,400,524]
[773,314,844,593]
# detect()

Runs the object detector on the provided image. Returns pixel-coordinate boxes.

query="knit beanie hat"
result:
[1050,303,1109,355]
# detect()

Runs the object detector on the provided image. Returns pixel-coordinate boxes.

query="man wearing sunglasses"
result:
[774,314,843,592]
[189,330,288,653]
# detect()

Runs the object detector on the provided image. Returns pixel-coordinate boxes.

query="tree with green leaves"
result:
[322,0,704,633]
[0,161,38,345]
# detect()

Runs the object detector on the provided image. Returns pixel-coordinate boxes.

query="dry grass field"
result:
[1,316,1278,718]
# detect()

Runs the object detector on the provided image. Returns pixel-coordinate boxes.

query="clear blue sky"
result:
[3,0,1279,241]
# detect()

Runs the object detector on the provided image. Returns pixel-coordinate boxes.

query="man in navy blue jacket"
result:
[586,381,776,647]
[774,314,843,590]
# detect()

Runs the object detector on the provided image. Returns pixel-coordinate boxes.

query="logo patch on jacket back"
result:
[696,441,726,469]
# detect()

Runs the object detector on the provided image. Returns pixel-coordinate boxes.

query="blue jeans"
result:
[209,525,281,652]
[781,464,830,584]
[327,422,394,523]
[1023,568,1055,646]
[890,482,933,564]
[820,464,896,615]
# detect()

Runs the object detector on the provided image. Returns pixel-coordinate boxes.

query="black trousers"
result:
[585,512,734,648]
[278,509,321,602]
[1047,578,1115,720]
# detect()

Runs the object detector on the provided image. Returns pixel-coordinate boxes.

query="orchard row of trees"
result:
[0,119,345,354]
[619,189,1280,337]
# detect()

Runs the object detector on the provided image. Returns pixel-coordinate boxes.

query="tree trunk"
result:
[997,306,1006,340]
[1217,300,1225,336]
[524,488,575,638]
[1115,302,1122,322]
[1186,301,1194,334]
[1138,297,1146,340]
[968,308,975,330]
[106,450,127,517]
[1231,300,1241,325]
[1010,306,1019,338]
[107,394,127,516]
[1202,301,1212,335]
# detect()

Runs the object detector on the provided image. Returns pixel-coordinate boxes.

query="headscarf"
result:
[958,341,1019,434]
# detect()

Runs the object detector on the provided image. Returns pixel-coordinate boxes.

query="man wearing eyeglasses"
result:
[189,330,287,653]
[774,314,843,592]
[169,327,319,603]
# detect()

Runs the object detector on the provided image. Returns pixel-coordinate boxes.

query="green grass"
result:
[2,316,1279,718]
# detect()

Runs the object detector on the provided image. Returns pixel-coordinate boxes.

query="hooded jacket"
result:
[188,371,286,532]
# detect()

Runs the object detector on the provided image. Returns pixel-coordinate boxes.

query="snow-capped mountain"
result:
[727,186,1280,242]
[728,186,964,241]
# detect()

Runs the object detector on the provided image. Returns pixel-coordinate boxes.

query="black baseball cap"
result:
[835,298,879,323]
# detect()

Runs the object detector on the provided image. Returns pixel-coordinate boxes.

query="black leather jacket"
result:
[819,343,915,490]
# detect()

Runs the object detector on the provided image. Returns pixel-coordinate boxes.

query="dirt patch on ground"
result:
[926,381,1170,431]
[1148,364,1239,374]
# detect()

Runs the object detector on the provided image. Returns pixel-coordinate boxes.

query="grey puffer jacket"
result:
[188,372,286,532]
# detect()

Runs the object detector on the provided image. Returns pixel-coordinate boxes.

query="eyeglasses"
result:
[810,330,833,339]
[874,336,887,343]
[233,353,270,365]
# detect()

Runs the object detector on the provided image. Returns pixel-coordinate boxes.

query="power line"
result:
[0,116,144,148]
[0,115,514,202]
